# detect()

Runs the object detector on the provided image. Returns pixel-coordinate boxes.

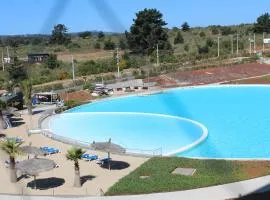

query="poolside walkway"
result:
[1,175,270,199]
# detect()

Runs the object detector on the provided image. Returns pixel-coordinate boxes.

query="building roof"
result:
[28,53,49,57]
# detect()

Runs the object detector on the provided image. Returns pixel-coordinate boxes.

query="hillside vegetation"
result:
[0,10,269,91]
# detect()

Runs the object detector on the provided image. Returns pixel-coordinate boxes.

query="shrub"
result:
[58,71,69,80]
[77,60,96,76]
[83,83,95,91]
[94,42,101,49]
[73,79,85,86]
[206,38,214,47]
[64,100,82,109]
[174,31,184,44]
[44,54,60,69]
[52,83,64,90]
[67,42,81,49]
[211,26,220,35]
[220,26,236,35]
[199,31,206,37]
[78,31,92,39]
[198,45,209,54]
[184,44,189,52]
[104,39,116,50]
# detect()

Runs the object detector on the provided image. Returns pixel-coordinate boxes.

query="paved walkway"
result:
[1,175,270,200]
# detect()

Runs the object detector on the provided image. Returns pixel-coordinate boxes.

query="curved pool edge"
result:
[48,112,209,156]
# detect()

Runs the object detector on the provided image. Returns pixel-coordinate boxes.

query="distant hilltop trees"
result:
[254,13,270,33]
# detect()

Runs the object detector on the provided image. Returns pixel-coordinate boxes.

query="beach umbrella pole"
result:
[108,152,111,170]
[34,175,36,189]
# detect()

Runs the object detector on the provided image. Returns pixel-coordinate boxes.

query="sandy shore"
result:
[0,110,148,196]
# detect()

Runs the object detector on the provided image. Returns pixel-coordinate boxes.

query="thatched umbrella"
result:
[16,158,57,189]
[91,138,126,170]
[21,146,46,159]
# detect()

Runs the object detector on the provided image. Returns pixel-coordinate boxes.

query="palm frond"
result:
[66,147,85,162]
[0,139,24,158]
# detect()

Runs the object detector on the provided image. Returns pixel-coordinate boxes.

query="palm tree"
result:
[0,139,23,182]
[66,147,85,187]
[21,80,32,115]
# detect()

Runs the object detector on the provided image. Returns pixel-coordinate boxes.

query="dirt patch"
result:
[57,50,124,62]
[239,161,270,179]
[59,90,94,102]
[230,76,270,84]
[150,63,270,87]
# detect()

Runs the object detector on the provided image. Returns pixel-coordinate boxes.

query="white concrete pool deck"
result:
[1,175,270,200]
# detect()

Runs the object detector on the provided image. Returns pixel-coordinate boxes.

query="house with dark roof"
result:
[28,53,49,63]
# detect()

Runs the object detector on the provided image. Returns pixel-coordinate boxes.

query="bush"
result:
[94,42,101,49]
[199,31,206,37]
[52,83,64,90]
[184,44,189,52]
[264,53,270,58]
[211,26,220,35]
[206,38,214,47]
[104,39,116,50]
[64,100,82,109]
[53,47,63,52]
[220,26,236,35]
[198,45,209,54]
[77,60,96,76]
[57,71,69,80]
[44,54,60,69]
[78,31,92,39]
[174,31,184,44]
[73,79,85,86]
[67,42,81,49]
[83,83,95,91]
[119,38,127,50]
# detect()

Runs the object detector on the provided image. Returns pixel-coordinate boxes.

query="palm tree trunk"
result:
[9,156,17,183]
[73,161,81,187]
[27,103,32,115]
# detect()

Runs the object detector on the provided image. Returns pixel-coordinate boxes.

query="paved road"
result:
[1,175,270,200]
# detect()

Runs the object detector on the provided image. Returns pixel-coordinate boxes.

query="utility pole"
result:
[116,47,120,79]
[236,34,239,55]
[253,33,256,53]
[71,56,75,81]
[231,35,234,55]
[249,34,252,56]
[1,50,4,71]
[217,36,220,58]
[156,44,159,66]
[263,32,265,53]
[7,46,9,58]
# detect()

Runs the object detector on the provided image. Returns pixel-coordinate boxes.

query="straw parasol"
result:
[16,158,57,189]
[91,138,126,170]
[21,146,46,158]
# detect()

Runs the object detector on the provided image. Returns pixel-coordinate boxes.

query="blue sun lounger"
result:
[41,147,60,155]
[82,153,98,161]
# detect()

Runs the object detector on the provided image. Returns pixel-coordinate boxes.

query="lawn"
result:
[106,157,270,196]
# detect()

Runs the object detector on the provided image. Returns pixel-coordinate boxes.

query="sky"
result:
[1,0,270,35]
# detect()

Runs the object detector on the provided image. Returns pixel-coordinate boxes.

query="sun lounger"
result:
[96,157,112,165]
[81,153,98,161]
[40,147,60,155]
